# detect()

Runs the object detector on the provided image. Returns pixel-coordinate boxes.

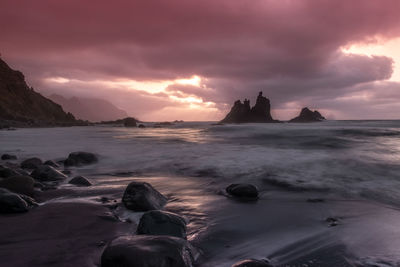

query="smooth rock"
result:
[1,154,17,160]
[122,181,167,211]
[232,259,273,267]
[20,157,43,169]
[69,176,92,186]
[64,152,98,167]
[31,165,67,182]
[44,160,60,168]
[101,235,197,267]
[137,210,187,239]
[0,188,29,213]
[0,175,35,196]
[226,184,259,199]
[0,165,19,178]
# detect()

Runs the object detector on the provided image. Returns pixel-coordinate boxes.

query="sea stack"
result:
[289,107,326,122]
[220,91,276,123]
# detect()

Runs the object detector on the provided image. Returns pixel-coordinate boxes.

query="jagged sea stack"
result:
[289,107,326,122]
[220,91,276,123]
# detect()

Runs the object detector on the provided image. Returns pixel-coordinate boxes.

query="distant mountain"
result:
[0,58,78,127]
[48,94,129,122]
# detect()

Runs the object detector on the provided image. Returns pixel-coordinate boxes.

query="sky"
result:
[1,0,400,121]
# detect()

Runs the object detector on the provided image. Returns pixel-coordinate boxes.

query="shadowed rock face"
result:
[289,107,326,122]
[0,58,78,126]
[221,92,276,123]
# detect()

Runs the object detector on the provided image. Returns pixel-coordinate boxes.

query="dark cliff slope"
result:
[0,58,77,126]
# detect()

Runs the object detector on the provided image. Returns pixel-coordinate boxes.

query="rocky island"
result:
[289,107,326,122]
[220,92,278,123]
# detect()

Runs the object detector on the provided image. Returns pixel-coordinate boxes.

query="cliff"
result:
[0,58,82,127]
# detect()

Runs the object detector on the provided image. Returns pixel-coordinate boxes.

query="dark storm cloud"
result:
[1,0,400,120]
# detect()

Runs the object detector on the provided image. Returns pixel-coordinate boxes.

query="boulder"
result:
[122,181,167,211]
[20,157,42,169]
[0,175,35,196]
[138,124,146,128]
[69,176,92,186]
[137,210,187,239]
[0,165,19,178]
[123,117,137,127]
[64,152,98,167]
[1,154,17,160]
[44,160,60,168]
[31,165,67,182]
[232,259,273,267]
[101,235,197,267]
[289,107,326,123]
[226,184,259,199]
[0,188,31,213]
[221,92,277,123]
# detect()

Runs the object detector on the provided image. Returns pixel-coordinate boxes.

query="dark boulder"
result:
[69,176,92,186]
[64,152,98,167]
[137,210,187,239]
[101,235,197,267]
[138,124,146,128]
[0,188,32,213]
[289,107,326,123]
[122,181,167,211]
[0,165,19,178]
[232,259,273,267]
[20,157,42,169]
[44,160,60,168]
[1,154,17,160]
[123,117,137,127]
[31,165,67,182]
[0,175,35,196]
[226,184,259,200]
[221,92,277,123]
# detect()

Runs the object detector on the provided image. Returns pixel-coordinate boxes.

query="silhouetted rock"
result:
[232,259,273,267]
[226,184,259,200]
[0,175,35,196]
[69,176,92,186]
[0,58,82,126]
[138,124,146,128]
[0,165,19,178]
[0,188,33,213]
[20,157,43,169]
[101,235,197,267]
[137,210,187,239]
[31,165,67,182]
[221,92,277,123]
[123,117,137,127]
[289,107,326,122]
[1,154,17,160]
[122,181,167,211]
[64,152,98,167]
[44,160,60,168]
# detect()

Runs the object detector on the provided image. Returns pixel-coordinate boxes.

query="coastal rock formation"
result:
[232,259,273,267]
[123,117,137,127]
[44,160,59,168]
[1,154,17,160]
[20,157,43,169]
[64,151,98,167]
[122,181,167,211]
[226,184,259,200]
[0,58,79,126]
[31,165,67,182]
[137,210,187,239]
[48,94,128,122]
[98,117,140,126]
[0,188,37,213]
[221,92,276,123]
[0,165,20,178]
[289,107,326,122]
[69,176,92,186]
[0,175,35,196]
[101,235,197,267]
